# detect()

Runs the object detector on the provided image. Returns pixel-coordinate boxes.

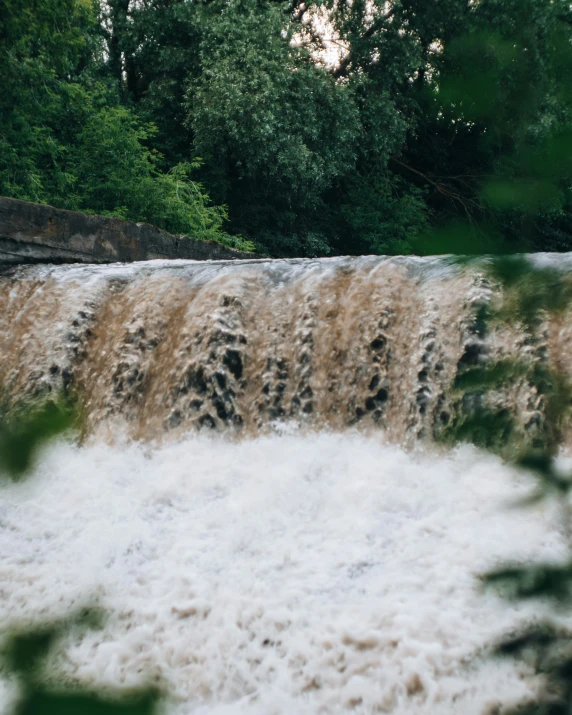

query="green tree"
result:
[3,0,572,256]
[186,0,361,254]
[0,0,240,248]
[67,105,234,242]
[0,0,96,201]
[402,0,572,253]
[100,0,199,167]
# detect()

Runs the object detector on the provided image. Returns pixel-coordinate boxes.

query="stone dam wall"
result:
[0,196,254,265]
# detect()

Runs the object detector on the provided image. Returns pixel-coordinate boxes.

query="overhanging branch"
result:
[331,6,396,79]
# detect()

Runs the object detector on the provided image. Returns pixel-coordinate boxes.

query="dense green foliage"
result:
[1,0,572,255]
[0,0,245,248]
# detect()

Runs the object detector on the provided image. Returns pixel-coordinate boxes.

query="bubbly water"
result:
[0,432,567,714]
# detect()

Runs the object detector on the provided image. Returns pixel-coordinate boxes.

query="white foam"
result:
[0,433,566,713]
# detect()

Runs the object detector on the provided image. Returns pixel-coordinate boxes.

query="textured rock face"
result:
[2,255,572,446]
[0,196,254,264]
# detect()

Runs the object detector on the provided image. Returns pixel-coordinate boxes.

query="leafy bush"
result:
[69,107,237,243]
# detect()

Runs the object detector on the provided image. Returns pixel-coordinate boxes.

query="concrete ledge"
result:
[0,196,255,264]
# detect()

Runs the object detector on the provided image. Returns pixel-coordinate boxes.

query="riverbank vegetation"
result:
[1,0,571,256]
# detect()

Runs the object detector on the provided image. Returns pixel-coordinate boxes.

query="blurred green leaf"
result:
[5,631,56,678]
[443,406,515,452]
[453,360,529,390]
[413,222,507,257]
[515,452,572,491]
[3,608,104,678]
[15,689,158,715]
[488,258,572,325]
[484,563,572,602]
[0,399,77,479]
[492,622,562,658]
[3,612,159,715]
[482,179,561,212]
[519,131,572,181]
[439,32,519,121]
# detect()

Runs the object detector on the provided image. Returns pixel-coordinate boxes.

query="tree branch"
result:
[291,2,328,51]
[390,157,484,212]
[331,6,396,79]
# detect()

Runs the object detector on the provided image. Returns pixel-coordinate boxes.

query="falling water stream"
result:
[2,255,572,713]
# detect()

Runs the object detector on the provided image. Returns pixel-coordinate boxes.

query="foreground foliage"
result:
[3,610,158,715]
[440,257,572,713]
[0,399,161,713]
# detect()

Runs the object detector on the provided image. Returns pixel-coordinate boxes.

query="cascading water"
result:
[2,255,570,443]
[2,255,572,714]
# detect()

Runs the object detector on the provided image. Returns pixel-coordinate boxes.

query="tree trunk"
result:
[107,0,130,88]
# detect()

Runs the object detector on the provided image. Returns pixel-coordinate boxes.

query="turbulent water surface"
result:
[1,256,572,713]
[0,433,566,714]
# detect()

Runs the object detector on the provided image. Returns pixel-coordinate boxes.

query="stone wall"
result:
[0,196,254,264]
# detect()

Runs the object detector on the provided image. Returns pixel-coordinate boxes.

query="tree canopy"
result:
[1,0,572,256]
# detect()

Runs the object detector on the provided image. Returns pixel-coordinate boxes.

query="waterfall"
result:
[2,255,570,444]
[2,255,572,714]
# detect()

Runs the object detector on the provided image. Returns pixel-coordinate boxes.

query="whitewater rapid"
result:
[0,432,565,714]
